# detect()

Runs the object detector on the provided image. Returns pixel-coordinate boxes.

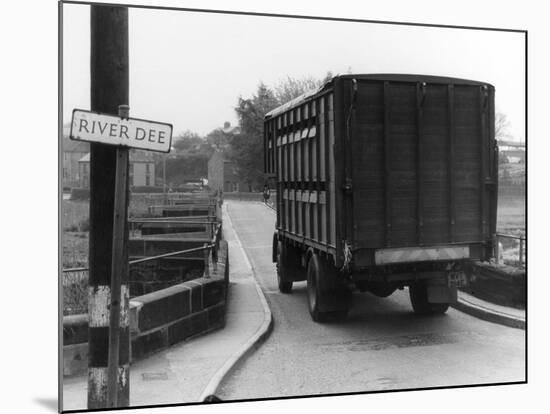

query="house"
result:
[62,125,90,189]
[206,121,248,192]
[221,121,240,135]
[128,150,156,187]
[77,149,156,188]
[208,151,248,193]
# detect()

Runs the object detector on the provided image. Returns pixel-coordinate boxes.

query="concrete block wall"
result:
[62,314,89,377]
[62,240,229,377]
[461,261,525,309]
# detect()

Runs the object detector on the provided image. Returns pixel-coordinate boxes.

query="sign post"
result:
[86,5,130,409]
[106,105,130,407]
[72,102,173,408]
[82,6,172,409]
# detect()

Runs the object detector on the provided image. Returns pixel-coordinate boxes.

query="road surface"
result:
[217,200,525,400]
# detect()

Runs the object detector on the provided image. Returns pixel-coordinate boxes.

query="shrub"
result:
[63,270,88,315]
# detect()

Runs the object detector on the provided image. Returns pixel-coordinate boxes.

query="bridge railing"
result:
[128,217,218,239]
[62,223,223,315]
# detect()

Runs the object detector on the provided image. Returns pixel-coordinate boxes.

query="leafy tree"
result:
[163,153,209,185]
[230,83,279,190]
[172,130,204,153]
[205,128,231,153]
[228,73,335,191]
[273,72,333,105]
[155,130,214,187]
[495,111,512,141]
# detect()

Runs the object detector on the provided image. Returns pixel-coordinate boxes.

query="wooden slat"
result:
[277,143,282,181]
[292,187,296,236]
[479,86,488,240]
[328,94,336,246]
[448,84,456,242]
[288,134,296,182]
[283,188,290,231]
[383,81,392,246]
[320,96,327,242]
[315,98,322,242]
[271,122,276,174]
[416,83,425,245]
[296,133,302,182]
[304,136,309,182]
[305,193,310,238]
[263,119,269,173]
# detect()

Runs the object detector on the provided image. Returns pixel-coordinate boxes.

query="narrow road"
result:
[217,200,525,400]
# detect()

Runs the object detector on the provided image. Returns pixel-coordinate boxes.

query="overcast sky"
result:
[62,3,525,140]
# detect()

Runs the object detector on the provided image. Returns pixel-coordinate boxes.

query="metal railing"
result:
[63,223,222,275]
[129,222,222,276]
[62,223,222,314]
[128,217,219,239]
[494,233,526,266]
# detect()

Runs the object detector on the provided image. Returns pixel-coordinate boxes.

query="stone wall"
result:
[462,261,525,309]
[62,240,229,377]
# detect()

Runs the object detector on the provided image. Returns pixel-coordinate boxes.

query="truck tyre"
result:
[307,254,327,321]
[276,241,293,293]
[307,254,350,322]
[409,282,450,315]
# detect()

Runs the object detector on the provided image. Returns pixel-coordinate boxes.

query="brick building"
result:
[62,125,90,189]
[78,149,156,189]
[206,121,249,192]
[207,151,248,193]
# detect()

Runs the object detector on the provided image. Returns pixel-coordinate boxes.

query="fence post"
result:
[212,246,218,272]
[212,229,218,272]
[204,243,210,278]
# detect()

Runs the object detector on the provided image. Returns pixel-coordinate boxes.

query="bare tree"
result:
[495,111,512,141]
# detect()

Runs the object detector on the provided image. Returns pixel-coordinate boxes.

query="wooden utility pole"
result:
[88,5,130,409]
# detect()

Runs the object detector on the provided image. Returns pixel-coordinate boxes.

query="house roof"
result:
[221,125,240,135]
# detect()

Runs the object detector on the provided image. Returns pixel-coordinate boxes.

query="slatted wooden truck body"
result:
[264,74,498,321]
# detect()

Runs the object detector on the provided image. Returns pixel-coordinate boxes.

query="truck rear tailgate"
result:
[348,76,497,257]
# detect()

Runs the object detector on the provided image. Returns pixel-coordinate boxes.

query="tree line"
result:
[159,73,333,191]
[162,72,514,191]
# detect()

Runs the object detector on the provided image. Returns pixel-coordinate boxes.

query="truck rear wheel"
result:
[276,241,293,293]
[307,254,350,322]
[409,282,450,315]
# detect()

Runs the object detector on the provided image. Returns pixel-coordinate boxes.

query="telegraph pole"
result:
[88,5,130,409]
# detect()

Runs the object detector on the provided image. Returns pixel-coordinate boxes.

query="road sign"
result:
[70,109,173,153]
